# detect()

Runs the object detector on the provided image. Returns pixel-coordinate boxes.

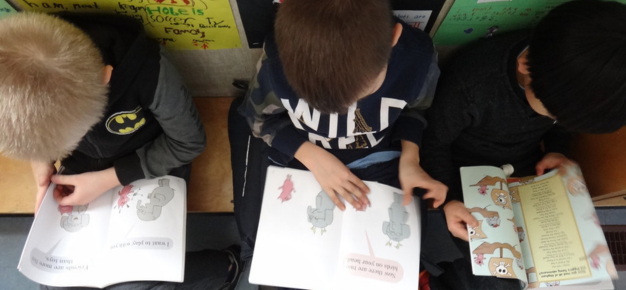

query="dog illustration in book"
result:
[277,174,295,202]
[137,178,174,221]
[471,176,506,194]
[468,220,488,241]
[468,206,500,228]
[491,189,512,209]
[382,193,411,248]
[59,204,90,233]
[473,242,522,278]
[307,190,336,234]
[509,187,520,203]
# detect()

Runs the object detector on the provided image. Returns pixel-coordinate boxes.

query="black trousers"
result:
[228,97,427,261]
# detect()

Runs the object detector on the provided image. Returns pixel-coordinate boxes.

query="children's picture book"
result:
[461,165,618,289]
[18,176,187,288]
[249,166,422,290]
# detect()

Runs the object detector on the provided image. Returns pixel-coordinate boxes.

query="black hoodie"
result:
[56,13,206,185]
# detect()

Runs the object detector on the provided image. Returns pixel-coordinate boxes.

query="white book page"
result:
[335,182,421,290]
[460,166,527,284]
[249,166,344,290]
[18,183,114,288]
[100,177,186,285]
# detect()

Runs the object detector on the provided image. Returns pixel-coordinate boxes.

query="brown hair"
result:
[0,13,108,161]
[275,0,393,114]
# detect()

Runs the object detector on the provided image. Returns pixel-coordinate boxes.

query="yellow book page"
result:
[518,173,591,283]
[17,0,242,50]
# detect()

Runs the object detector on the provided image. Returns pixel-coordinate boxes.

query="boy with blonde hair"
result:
[0,12,206,217]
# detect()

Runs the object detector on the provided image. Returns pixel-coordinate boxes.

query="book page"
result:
[18,183,115,287]
[101,177,186,285]
[249,166,344,290]
[460,166,527,284]
[334,182,421,290]
[512,167,617,288]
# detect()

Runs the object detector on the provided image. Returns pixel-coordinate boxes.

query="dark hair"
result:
[527,0,626,133]
[275,0,393,114]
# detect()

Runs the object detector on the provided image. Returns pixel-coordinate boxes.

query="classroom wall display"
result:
[15,0,243,50]
[235,0,448,49]
[0,0,17,19]
[433,0,626,46]
[391,0,447,34]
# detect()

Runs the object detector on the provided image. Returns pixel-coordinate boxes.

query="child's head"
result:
[523,0,626,133]
[0,13,109,162]
[275,0,400,114]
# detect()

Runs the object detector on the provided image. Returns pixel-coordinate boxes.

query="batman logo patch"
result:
[106,107,146,135]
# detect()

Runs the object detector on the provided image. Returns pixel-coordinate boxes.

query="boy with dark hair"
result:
[229,0,446,275]
[421,1,626,289]
[0,12,206,234]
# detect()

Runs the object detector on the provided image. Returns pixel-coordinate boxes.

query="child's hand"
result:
[536,153,576,176]
[443,200,478,241]
[295,142,370,211]
[398,140,447,207]
[51,167,121,206]
[31,161,56,215]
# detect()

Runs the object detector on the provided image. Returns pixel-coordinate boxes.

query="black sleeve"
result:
[542,124,572,156]
[421,70,476,204]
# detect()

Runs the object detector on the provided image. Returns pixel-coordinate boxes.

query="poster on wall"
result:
[390,0,447,34]
[235,0,447,49]
[16,0,242,50]
[0,0,17,19]
[433,0,626,46]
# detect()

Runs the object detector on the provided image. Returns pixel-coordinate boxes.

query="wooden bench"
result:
[2,96,626,213]
[0,97,236,214]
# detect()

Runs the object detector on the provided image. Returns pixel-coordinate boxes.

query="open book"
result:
[18,176,187,288]
[250,166,421,290]
[461,165,617,289]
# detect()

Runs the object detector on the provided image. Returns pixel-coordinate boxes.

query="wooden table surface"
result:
[0,97,235,214]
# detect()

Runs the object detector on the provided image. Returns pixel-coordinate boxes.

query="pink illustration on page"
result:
[277,174,295,202]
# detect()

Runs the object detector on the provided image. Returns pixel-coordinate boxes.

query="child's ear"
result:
[517,52,530,75]
[392,23,403,47]
[102,65,114,85]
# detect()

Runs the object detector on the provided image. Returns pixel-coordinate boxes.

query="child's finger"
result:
[402,191,413,206]
[459,209,478,227]
[449,222,469,241]
[336,187,362,211]
[51,174,75,186]
[344,181,368,207]
[349,175,370,195]
[324,187,346,211]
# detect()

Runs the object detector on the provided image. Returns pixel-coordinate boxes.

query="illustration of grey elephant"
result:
[137,179,174,221]
[60,204,90,232]
[382,193,410,248]
[307,190,336,234]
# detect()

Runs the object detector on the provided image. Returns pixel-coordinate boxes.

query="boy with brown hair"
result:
[0,12,206,215]
[229,0,446,275]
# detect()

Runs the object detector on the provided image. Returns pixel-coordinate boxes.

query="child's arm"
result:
[294,142,369,211]
[51,167,121,205]
[113,48,207,186]
[398,140,447,207]
[443,200,478,241]
[420,70,475,206]
[31,161,56,214]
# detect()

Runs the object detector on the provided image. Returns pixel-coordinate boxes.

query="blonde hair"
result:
[0,12,108,162]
